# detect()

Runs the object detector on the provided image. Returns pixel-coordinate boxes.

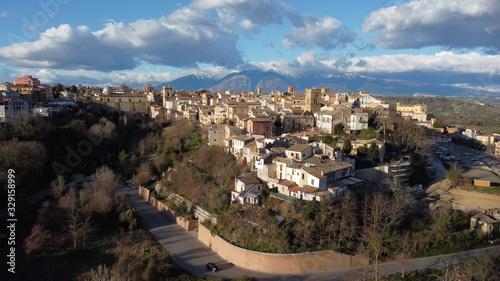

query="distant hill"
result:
[156,70,496,97]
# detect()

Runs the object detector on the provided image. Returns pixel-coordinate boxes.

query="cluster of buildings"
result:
[231,141,360,206]
[0,76,79,123]
[91,84,397,205]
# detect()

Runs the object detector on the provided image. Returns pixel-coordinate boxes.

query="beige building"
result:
[97,93,151,117]
[396,102,434,126]
[282,113,315,132]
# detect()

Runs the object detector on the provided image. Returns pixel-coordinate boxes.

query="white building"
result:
[0,97,30,123]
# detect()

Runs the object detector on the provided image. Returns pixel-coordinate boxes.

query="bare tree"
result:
[89,117,116,140]
[51,175,66,199]
[396,230,416,278]
[361,192,405,281]
[460,254,500,281]
[336,191,358,252]
[84,166,120,214]
[25,224,52,256]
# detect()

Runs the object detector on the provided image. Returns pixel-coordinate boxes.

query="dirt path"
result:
[425,180,500,211]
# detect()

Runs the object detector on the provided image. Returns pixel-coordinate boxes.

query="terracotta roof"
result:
[279,180,298,187]
[288,186,302,193]
[300,185,319,194]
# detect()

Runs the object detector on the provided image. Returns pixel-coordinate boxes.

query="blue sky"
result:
[0,0,499,91]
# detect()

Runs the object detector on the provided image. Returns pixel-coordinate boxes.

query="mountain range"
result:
[156,70,497,97]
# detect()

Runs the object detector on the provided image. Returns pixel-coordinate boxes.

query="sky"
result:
[0,0,499,91]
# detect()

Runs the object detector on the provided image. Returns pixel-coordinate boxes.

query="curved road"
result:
[116,184,500,281]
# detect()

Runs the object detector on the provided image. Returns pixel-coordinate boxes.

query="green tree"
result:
[357,145,368,157]
[323,135,338,145]
[304,198,318,221]
[52,83,64,98]
[343,138,352,155]
[368,143,379,161]
[359,127,378,140]
[274,114,282,135]
[333,122,344,135]
[118,150,132,177]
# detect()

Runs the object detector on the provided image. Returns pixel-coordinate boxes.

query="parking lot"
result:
[433,143,500,183]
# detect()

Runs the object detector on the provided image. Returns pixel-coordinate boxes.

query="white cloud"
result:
[248,51,500,77]
[0,12,8,18]
[363,0,500,51]
[0,7,243,72]
[282,15,355,50]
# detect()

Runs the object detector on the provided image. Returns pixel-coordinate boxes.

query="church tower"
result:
[305,88,321,113]
[162,84,173,108]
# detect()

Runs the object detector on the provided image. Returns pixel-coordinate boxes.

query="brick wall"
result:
[198,224,364,274]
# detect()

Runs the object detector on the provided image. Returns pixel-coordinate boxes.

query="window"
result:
[302,174,304,180]
[311,179,314,185]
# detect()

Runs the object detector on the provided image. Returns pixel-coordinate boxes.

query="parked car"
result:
[206,263,219,272]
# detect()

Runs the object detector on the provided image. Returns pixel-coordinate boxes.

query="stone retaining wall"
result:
[154,182,217,224]
[198,224,365,274]
[138,186,196,230]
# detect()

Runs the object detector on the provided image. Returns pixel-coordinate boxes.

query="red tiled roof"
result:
[288,186,302,193]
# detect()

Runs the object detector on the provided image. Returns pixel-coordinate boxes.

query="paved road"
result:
[116,184,500,281]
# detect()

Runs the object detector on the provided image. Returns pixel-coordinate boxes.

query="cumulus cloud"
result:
[363,0,500,51]
[283,15,355,50]
[249,51,500,77]
[0,7,243,72]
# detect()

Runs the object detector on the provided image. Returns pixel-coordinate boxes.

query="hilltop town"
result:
[1,75,500,280]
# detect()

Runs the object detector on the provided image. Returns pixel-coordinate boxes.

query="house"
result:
[230,135,255,156]
[231,173,262,206]
[463,128,481,139]
[396,102,434,127]
[314,110,345,134]
[470,209,500,236]
[247,118,273,137]
[285,144,313,162]
[208,124,244,147]
[32,104,63,117]
[346,110,369,133]
[282,113,315,133]
[475,134,497,147]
